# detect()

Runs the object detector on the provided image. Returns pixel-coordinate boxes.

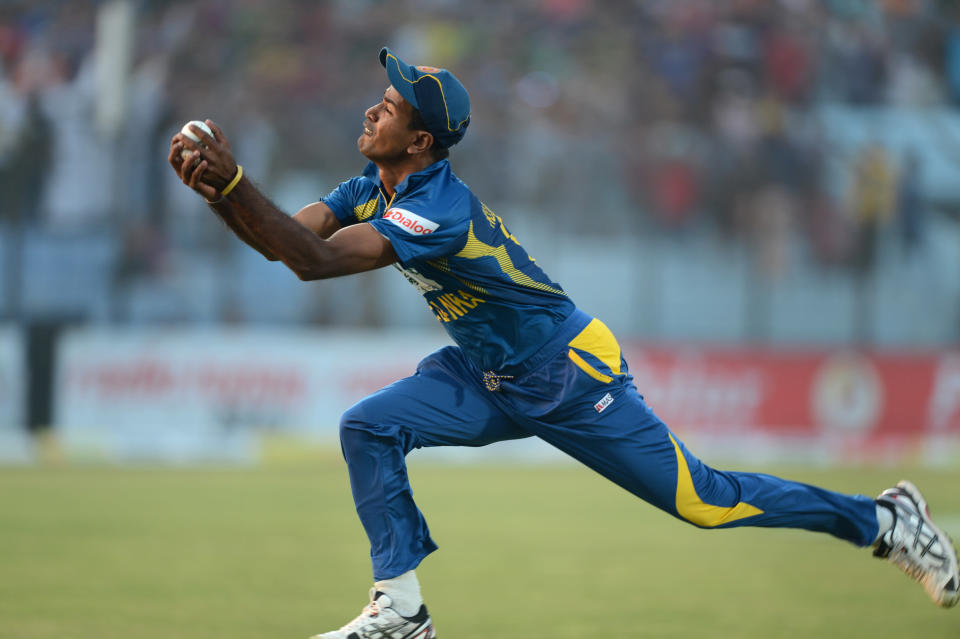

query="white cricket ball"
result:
[180,120,212,163]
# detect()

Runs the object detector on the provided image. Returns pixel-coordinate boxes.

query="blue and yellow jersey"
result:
[323,159,575,371]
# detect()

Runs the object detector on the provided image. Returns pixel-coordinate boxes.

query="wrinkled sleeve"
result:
[321,177,368,227]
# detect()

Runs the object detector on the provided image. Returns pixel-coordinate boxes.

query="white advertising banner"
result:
[55,327,451,462]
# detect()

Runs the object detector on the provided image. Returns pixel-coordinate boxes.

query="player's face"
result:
[358,86,420,162]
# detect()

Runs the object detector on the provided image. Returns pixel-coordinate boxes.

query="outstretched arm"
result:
[168,120,397,279]
[206,176,398,279]
[168,125,279,260]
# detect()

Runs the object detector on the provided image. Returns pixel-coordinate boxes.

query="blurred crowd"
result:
[1,0,959,324]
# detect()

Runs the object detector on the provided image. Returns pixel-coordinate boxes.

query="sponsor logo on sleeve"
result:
[384,208,439,235]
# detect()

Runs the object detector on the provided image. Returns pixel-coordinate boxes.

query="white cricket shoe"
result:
[874,480,959,608]
[311,589,437,639]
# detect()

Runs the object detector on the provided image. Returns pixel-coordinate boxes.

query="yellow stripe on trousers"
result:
[668,433,764,527]
[567,318,621,383]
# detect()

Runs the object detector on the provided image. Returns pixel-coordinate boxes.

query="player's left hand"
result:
[168,119,238,201]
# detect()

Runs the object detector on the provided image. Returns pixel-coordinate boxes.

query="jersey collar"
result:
[362,159,450,199]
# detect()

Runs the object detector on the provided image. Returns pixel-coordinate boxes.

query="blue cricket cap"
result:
[379,47,471,149]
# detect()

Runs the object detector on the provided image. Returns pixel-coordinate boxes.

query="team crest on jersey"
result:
[394,264,443,295]
[384,208,439,235]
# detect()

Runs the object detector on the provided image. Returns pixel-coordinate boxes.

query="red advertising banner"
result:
[622,344,960,463]
[52,326,960,465]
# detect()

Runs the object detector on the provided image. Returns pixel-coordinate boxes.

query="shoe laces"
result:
[883,495,946,575]
[875,482,960,608]
[338,589,389,633]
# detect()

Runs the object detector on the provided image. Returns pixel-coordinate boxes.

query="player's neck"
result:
[376,155,436,199]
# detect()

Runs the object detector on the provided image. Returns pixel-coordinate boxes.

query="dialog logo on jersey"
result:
[384,208,439,235]
[594,392,614,413]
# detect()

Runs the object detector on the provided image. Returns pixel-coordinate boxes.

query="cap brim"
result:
[379,47,420,110]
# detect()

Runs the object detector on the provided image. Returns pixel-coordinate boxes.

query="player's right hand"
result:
[168,120,237,202]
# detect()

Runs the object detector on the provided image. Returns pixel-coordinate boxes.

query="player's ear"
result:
[407,130,434,156]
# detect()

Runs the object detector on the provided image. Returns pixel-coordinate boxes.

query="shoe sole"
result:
[896,480,960,608]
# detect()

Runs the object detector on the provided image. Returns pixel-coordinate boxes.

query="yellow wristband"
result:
[220,165,243,198]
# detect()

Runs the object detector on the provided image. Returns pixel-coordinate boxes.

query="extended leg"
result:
[535,376,878,545]
[339,346,529,581]
[495,322,879,546]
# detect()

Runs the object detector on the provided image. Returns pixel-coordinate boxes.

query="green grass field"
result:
[1,454,958,639]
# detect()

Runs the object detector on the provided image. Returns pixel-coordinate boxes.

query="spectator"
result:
[896,150,924,254]
[2,0,958,326]
[852,145,896,274]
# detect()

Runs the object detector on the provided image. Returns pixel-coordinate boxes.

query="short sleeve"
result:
[369,203,469,266]
[322,177,369,226]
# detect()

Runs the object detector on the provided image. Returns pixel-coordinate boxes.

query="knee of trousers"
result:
[339,401,416,458]
[666,433,764,529]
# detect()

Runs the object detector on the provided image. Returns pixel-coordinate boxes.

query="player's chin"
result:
[358,142,384,163]
[357,135,373,157]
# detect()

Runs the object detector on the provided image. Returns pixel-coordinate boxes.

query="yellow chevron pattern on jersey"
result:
[454,221,566,296]
[481,202,498,227]
[426,258,488,294]
[354,197,379,221]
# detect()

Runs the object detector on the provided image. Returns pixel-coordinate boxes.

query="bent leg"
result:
[339,346,528,580]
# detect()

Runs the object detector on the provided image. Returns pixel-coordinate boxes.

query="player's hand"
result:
[168,120,238,202]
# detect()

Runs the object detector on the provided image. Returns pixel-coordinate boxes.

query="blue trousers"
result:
[339,310,879,580]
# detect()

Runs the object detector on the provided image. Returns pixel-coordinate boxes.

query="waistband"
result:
[493,308,593,380]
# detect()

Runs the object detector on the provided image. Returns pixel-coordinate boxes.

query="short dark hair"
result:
[409,107,449,161]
